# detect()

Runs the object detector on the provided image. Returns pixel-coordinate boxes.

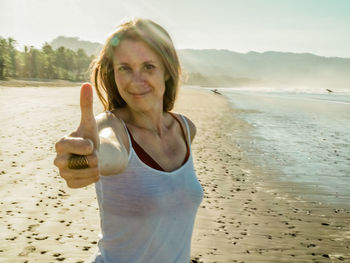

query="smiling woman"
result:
[91,18,181,112]
[112,39,169,113]
[53,18,203,263]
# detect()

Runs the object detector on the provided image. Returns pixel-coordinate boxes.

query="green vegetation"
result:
[2,35,350,88]
[0,37,93,81]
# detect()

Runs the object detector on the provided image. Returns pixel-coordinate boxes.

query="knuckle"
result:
[55,140,63,152]
[53,155,65,168]
[59,170,72,181]
[67,180,80,189]
[53,156,59,167]
[55,136,70,152]
[66,180,76,189]
[60,173,69,180]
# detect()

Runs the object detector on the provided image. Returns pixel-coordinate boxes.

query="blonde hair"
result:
[90,18,181,112]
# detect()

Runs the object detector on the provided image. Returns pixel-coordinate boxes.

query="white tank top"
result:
[91,113,203,263]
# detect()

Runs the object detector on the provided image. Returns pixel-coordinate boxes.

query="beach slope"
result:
[0,85,349,262]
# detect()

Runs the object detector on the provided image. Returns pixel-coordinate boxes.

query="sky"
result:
[1,0,350,58]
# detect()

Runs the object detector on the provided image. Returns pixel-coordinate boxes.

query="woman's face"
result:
[113,39,169,113]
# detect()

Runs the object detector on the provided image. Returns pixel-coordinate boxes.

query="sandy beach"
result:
[0,84,349,263]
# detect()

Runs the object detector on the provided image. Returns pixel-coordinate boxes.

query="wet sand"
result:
[0,85,349,262]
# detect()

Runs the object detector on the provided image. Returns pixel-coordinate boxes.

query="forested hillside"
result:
[0,37,92,81]
[2,36,350,89]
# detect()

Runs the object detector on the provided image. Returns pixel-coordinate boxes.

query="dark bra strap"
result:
[126,126,165,171]
[126,113,190,171]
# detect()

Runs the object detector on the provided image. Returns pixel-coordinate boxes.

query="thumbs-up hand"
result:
[53,83,100,188]
[77,83,100,151]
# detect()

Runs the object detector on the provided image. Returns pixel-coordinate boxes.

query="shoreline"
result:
[221,88,350,210]
[179,87,350,262]
[0,86,349,262]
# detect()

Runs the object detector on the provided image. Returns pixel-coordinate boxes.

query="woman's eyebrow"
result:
[115,62,129,66]
[115,60,158,66]
[142,60,157,64]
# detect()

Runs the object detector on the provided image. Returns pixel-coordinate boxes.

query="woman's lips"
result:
[128,89,151,97]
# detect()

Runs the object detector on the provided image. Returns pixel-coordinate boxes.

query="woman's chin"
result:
[132,101,162,113]
[128,101,152,113]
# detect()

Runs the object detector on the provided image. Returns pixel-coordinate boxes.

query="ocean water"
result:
[219,87,350,207]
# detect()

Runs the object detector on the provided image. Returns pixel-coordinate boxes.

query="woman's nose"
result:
[131,71,145,84]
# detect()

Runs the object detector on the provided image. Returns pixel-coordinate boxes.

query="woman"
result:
[54,18,203,263]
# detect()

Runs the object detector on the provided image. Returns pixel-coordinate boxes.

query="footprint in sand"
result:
[18,245,36,256]
[27,224,40,232]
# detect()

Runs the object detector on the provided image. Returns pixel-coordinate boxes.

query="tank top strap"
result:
[168,112,190,164]
[179,114,191,145]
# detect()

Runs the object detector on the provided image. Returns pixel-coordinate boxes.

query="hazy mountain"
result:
[50,36,350,88]
[178,49,350,88]
[50,36,102,56]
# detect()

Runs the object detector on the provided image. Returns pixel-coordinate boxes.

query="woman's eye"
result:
[144,64,155,70]
[118,66,130,72]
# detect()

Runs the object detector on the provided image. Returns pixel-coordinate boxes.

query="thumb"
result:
[77,83,99,150]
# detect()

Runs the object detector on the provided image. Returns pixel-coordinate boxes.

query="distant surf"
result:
[220,87,350,207]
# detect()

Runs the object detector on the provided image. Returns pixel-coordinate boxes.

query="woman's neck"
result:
[125,106,168,137]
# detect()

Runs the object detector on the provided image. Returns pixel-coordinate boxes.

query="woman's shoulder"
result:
[170,112,196,143]
[95,110,130,175]
[95,109,130,147]
[95,109,126,130]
